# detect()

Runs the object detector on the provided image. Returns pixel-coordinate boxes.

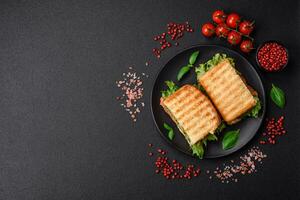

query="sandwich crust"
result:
[161,85,221,145]
[199,59,257,124]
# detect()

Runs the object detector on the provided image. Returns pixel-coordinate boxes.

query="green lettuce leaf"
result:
[195,53,235,79]
[205,134,218,142]
[161,81,179,98]
[246,97,261,118]
[191,133,218,159]
[191,142,205,159]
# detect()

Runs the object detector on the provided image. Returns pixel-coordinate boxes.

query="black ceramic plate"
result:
[151,45,266,158]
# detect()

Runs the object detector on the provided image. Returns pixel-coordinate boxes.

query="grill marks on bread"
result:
[161,85,221,145]
[199,59,256,124]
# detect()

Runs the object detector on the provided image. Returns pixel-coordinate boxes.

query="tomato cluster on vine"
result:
[201,10,255,53]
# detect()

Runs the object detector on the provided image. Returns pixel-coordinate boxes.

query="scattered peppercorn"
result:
[257,42,288,71]
[152,22,194,59]
[259,116,286,144]
[148,145,201,180]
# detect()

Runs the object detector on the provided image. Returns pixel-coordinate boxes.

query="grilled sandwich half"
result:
[160,84,221,145]
[198,59,257,124]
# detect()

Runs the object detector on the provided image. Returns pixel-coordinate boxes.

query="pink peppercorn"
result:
[257,42,288,71]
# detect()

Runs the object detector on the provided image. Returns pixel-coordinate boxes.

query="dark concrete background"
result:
[0,0,299,199]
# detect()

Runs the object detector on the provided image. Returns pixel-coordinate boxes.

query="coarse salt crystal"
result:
[116,66,146,122]
[212,146,267,183]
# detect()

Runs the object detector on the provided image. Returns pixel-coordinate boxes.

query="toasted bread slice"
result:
[160,85,221,145]
[199,59,257,124]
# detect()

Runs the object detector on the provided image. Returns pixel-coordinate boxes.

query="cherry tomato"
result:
[239,21,254,35]
[227,31,242,45]
[201,23,215,37]
[212,10,227,24]
[240,40,253,53]
[215,23,230,38]
[226,13,241,28]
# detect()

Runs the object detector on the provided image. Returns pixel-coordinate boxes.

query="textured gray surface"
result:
[0,0,299,199]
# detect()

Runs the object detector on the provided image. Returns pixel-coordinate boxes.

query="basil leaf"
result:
[191,142,204,159]
[163,122,172,130]
[176,51,200,81]
[177,65,191,81]
[167,129,174,140]
[163,123,174,140]
[189,51,200,65]
[222,130,240,150]
[270,84,285,108]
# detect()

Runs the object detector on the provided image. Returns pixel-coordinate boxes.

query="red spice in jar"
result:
[259,116,286,145]
[257,42,288,71]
